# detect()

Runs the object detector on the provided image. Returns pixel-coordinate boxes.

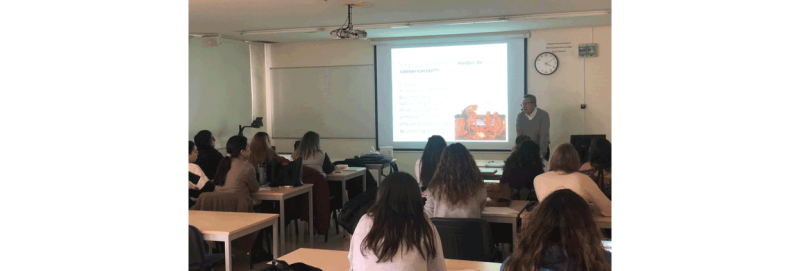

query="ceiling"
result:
[189,0,611,43]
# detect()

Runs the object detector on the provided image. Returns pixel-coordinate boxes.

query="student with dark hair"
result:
[292,131,333,177]
[424,143,487,218]
[193,130,224,179]
[348,172,445,271]
[580,138,611,200]
[500,140,545,200]
[510,134,531,152]
[534,143,611,216]
[501,189,611,271]
[248,132,289,169]
[415,135,447,191]
[189,141,215,208]
[213,135,259,204]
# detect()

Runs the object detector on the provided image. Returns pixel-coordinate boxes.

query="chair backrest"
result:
[430,217,494,262]
[189,225,206,270]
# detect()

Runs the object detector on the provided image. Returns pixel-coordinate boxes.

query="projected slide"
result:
[391,43,508,142]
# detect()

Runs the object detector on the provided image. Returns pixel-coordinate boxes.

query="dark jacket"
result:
[196,145,224,179]
[337,186,379,235]
[499,167,544,190]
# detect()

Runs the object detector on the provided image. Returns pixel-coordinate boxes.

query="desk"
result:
[475,160,504,168]
[480,168,503,181]
[363,159,396,186]
[326,167,367,207]
[501,200,611,229]
[278,248,502,271]
[189,210,279,271]
[251,184,314,256]
[481,204,522,245]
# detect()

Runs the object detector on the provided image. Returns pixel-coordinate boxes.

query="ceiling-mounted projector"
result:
[331,28,367,40]
[330,4,368,40]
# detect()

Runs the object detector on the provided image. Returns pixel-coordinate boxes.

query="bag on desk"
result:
[266,158,304,187]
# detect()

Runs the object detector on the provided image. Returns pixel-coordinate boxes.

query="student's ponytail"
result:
[214,135,249,187]
[214,157,233,186]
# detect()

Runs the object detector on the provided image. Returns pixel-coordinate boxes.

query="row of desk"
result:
[190,159,610,271]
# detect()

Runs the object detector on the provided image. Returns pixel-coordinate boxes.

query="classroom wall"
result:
[188,38,268,150]
[263,26,611,174]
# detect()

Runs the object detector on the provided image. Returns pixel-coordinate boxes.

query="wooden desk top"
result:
[488,200,611,228]
[189,210,279,238]
[278,248,501,271]
[251,184,313,200]
[327,167,366,181]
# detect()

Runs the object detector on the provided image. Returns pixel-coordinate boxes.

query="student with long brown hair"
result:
[291,131,333,176]
[534,143,611,216]
[248,132,289,169]
[348,172,446,271]
[424,143,487,218]
[501,189,611,271]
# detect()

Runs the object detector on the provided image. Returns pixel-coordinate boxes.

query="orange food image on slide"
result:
[454,105,506,140]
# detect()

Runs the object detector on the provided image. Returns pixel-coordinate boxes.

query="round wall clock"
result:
[534,52,559,75]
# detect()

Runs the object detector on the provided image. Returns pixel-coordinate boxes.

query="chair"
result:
[190,225,226,271]
[430,217,500,262]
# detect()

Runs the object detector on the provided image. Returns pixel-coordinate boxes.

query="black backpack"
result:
[337,186,379,235]
[258,158,304,187]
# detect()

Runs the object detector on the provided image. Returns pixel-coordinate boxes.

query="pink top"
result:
[533,171,611,216]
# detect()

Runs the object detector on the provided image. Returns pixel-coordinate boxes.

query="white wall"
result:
[189,38,268,150]
[261,26,611,174]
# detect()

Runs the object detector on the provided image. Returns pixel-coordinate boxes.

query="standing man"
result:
[516,94,551,160]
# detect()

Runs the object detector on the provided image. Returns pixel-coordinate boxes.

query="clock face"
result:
[535,52,558,75]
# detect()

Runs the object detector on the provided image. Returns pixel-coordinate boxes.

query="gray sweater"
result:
[516,108,551,158]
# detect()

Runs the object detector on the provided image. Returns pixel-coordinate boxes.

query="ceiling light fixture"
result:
[240,10,610,36]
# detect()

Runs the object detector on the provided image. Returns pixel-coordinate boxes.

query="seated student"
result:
[349,172,446,271]
[193,130,224,179]
[415,135,447,192]
[189,141,215,208]
[500,141,545,200]
[213,135,260,204]
[534,143,611,216]
[579,138,612,200]
[500,189,611,271]
[248,132,290,169]
[510,134,532,152]
[424,143,487,219]
[291,131,334,177]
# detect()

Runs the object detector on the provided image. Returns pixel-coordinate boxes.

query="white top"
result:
[348,215,446,271]
[189,163,211,190]
[294,151,326,177]
[525,107,538,120]
[533,171,612,216]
